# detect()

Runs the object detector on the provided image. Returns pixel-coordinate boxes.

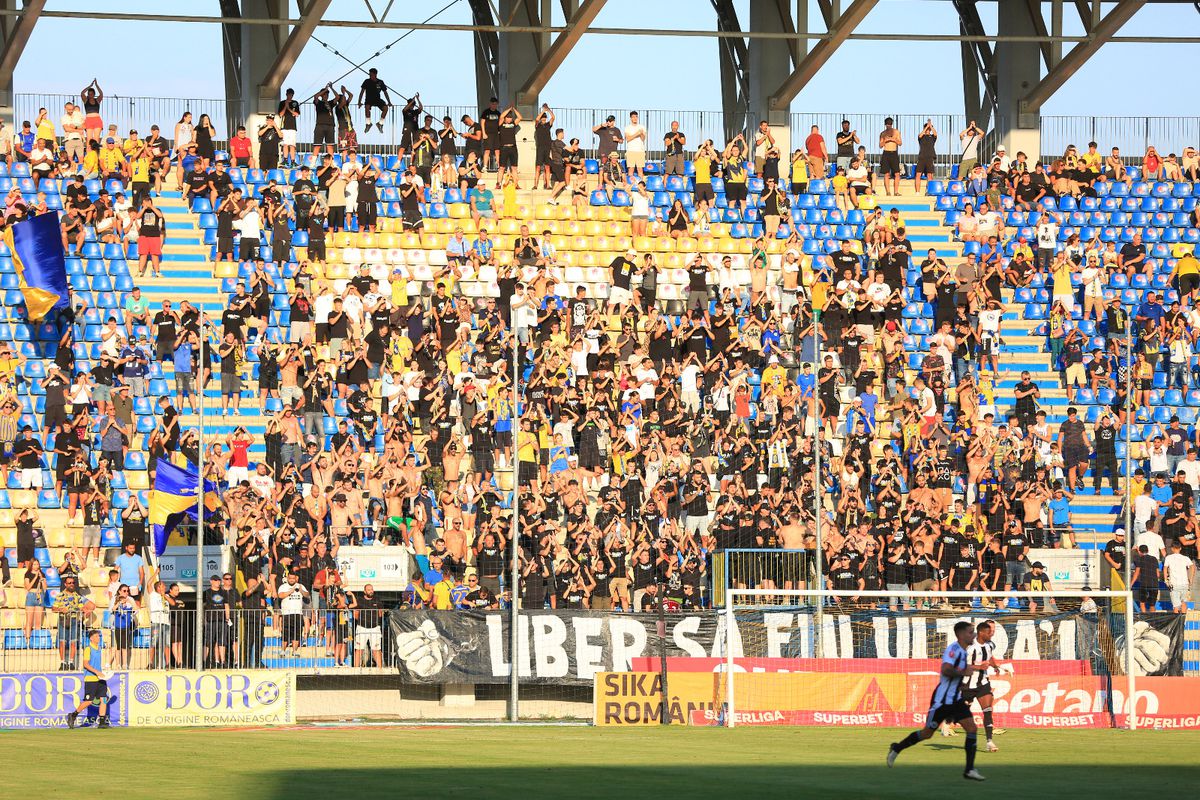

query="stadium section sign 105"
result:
[389,610,1184,685]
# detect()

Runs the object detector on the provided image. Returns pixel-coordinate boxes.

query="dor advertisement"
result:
[0,672,128,728]
[125,670,296,727]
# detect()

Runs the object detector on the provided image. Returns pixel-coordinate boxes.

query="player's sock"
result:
[964,733,978,770]
[983,709,994,741]
[894,731,922,752]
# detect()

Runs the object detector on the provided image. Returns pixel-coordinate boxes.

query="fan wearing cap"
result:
[1024,561,1054,613]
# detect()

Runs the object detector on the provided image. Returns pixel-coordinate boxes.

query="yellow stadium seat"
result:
[433,218,455,234]
[556,206,576,221]
[561,220,581,236]
[0,609,21,628]
[594,236,612,252]
[578,207,597,221]
[496,250,514,266]
[83,566,109,588]
[0,528,13,548]
[583,221,604,236]
[127,472,149,490]
[0,509,14,528]
[665,253,685,268]
[633,236,654,252]
[736,239,754,254]
[551,235,571,251]
[717,239,738,254]
[599,251,619,265]
[676,237,698,253]
[375,232,397,249]
[711,224,730,239]
[498,219,521,235]
[604,221,624,236]
[333,231,355,248]
[376,218,397,233]
[579,252,598,267]
[535,205,557,221]
[559,252,578,266]
[356,233,377,248]
[10,490,34,509]
[422,233,446,250]
[598,208,617,222]
[214,263,239,279]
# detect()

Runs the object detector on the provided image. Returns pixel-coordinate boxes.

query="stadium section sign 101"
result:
[389,610,1184,685]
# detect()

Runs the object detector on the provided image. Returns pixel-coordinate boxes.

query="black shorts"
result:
[550,164,565,183]
[365,99,387,113]
[726,183,748,203]
[313,125,335,146]
[880,151,902,176]
[83,679,109,702]
[694,184,715,204]
[536,147,550,167]
[960,684,993,704]
[926,699,972,728]
[281,613,303,642]
[500,146,518,168]
[916,157,936,175]
[1180,274,1199,296]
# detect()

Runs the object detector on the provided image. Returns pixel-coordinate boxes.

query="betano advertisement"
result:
[0,670,295,728]
[594,670,1200,729]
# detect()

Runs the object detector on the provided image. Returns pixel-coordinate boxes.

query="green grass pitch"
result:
[4,725,1199,798]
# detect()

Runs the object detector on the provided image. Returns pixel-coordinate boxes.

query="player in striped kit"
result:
[962,619,1008,752]
[887,620,987,781]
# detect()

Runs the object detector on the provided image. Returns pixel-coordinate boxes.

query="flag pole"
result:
[195,312,206,670]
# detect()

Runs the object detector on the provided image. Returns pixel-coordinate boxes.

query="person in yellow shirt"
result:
[692,141,715,207]
[33,107,55,144]
[1172,248,1200,304]
[790,149,810,194]
[98,138,126,180]
[129,146,152,205]
[122,130,143,158]
[761,358,787,392]
[430,572,456,610]
[1010,236,1034,262]
[516,418,538,486]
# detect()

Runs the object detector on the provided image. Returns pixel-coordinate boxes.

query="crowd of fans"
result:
[3,84,1199,671]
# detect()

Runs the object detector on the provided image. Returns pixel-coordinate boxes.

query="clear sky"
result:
[12,0,1199,118]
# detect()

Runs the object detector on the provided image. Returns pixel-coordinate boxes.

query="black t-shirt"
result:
[354,594,383,627]
[13,437,42,469]
[360,78,386,102]
[208,171,233,198]
[278,99,300,130]
[1104,539,1127,570]
[611,257,635,289]
[481,107,501,137]
[499,121,518,148]
[1003,532,1029,562]
[313,98,333,127]
[154,311,178,343]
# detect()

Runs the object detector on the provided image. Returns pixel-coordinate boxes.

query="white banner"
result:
[1027,548,1103,591]
[336,546,412,590]
[155,547,227,586]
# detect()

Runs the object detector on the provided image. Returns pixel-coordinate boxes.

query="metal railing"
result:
[714,548,815,607]
[15,94,1197,165]
[0,608,393,674]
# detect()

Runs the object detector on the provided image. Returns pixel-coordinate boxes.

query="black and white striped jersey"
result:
[930,641,968,706]
[963,640,995,691]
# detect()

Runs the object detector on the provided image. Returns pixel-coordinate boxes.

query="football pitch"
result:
[5,725,1199,798]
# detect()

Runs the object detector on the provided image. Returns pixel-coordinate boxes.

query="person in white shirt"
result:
[1179,449,1200,492]
[277,572,309,657]
[634,357,659,403]
[624,111,647,180]
[1035,213,1060,273]
[60,102,85,165]
[248,463,275,498]
[977,299,1003,372]
[629,182,650,237]
[1081,255,1106,322]
[1162,541,1195,612]
[680,354,702,413]
[147,580,171,668]
[1136,526,1166,561]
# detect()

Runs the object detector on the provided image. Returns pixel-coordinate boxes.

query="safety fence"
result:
[12,94,1199,164]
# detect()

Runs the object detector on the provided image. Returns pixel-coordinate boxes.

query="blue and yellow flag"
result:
[150,459,200,556]
[3,211,69,320]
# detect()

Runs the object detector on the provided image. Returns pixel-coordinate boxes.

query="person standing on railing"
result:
[278,88,301,167]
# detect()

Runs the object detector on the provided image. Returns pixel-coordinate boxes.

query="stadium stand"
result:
[0,101,1198,673]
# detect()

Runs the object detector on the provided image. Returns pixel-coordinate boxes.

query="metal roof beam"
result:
[514,0,605,107]
[1022,0,1146,112]
[0,0,44,87]
[768,0,877,111]
[260,0,333,95]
